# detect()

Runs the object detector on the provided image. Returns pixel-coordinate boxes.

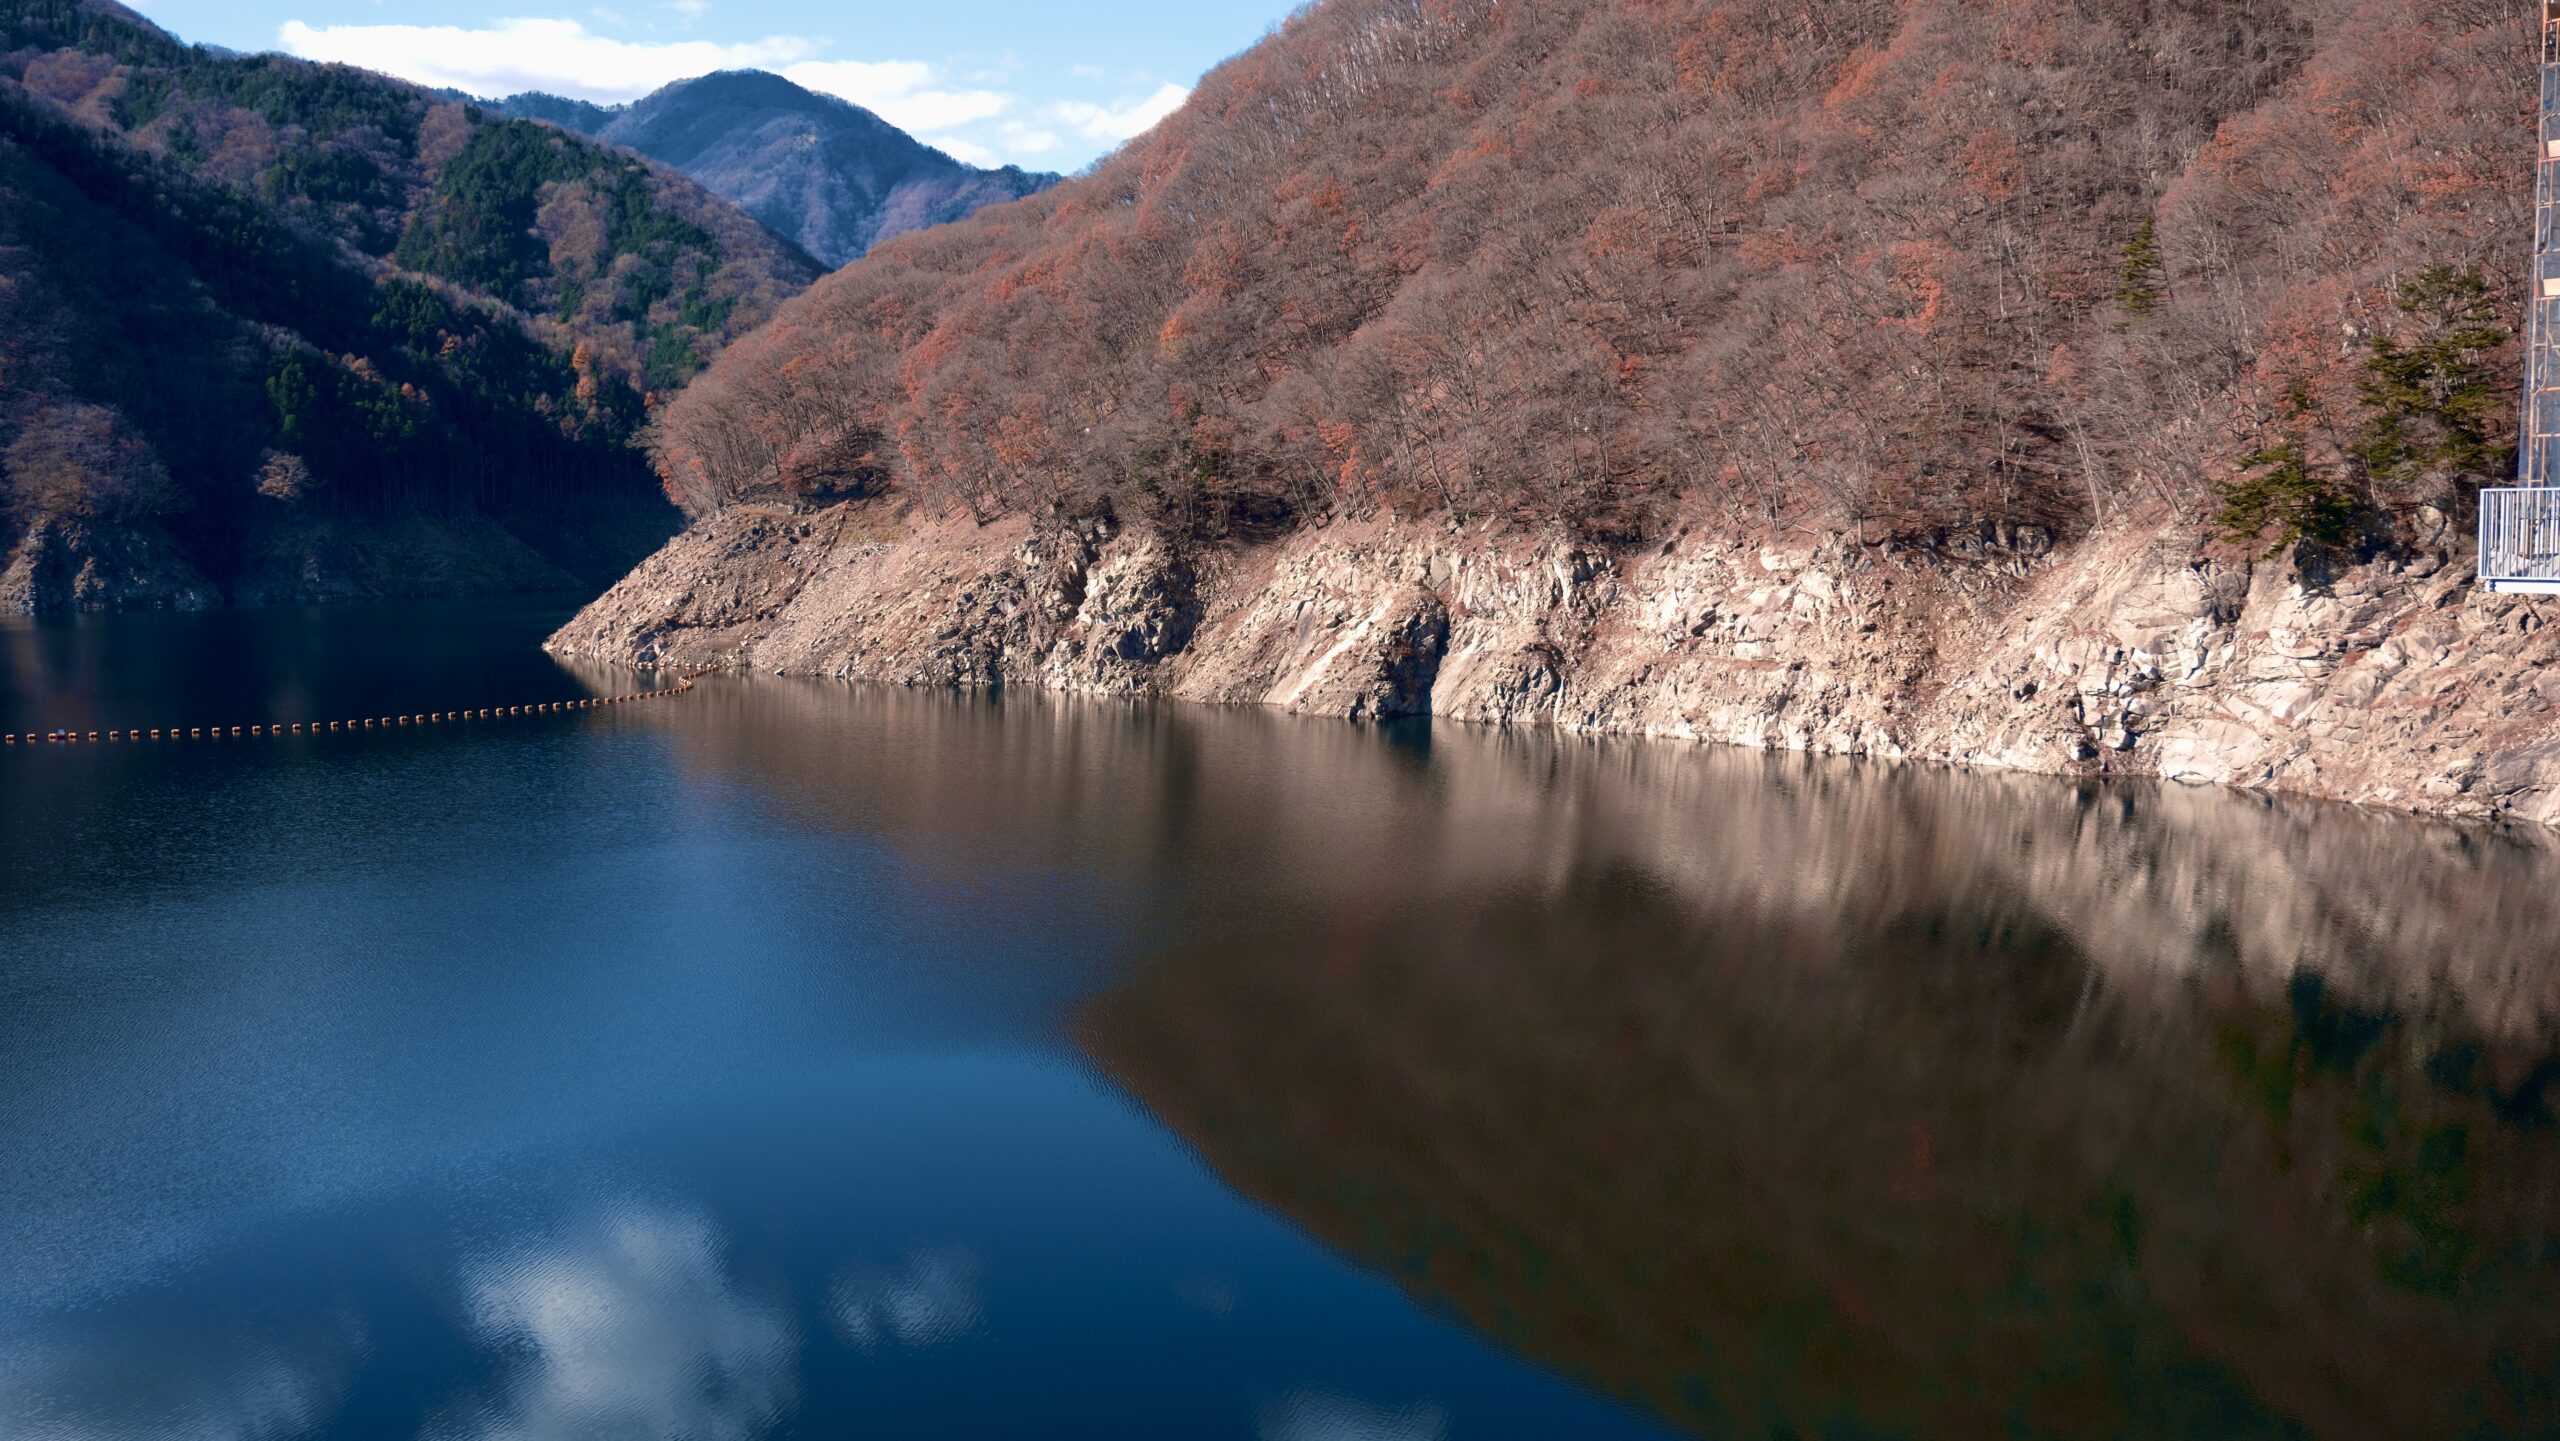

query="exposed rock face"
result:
[0,515,218,613]
[549,505,2560,829]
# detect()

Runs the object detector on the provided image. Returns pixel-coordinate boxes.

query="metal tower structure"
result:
[2482,0,2560,591]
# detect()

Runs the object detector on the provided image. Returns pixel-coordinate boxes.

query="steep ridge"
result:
[548,0,2560,827]
[0,0,821,609]
[491,72,1058,268]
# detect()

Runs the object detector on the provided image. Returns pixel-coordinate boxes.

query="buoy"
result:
[188,728,201,739]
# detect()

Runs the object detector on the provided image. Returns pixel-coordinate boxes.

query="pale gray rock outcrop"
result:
[549,503,2560,830]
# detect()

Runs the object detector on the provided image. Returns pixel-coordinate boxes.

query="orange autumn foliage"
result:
[653,0,2529,550]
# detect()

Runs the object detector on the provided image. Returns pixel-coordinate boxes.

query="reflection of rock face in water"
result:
[641,674,2560,1035]
[633,678,2560,1438]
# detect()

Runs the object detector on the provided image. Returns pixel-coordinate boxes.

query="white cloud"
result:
[997,124,1063,156]
[276,15,1191,168]
[781,59,1011,134]
[277,17,816,101]
[933,136,1000,167]
[1050,81,1189,144]
[960,52,1023,86]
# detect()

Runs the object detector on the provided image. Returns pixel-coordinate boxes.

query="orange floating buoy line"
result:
[6,662,722,753]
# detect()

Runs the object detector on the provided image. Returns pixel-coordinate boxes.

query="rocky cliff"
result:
[547,505,2560,830]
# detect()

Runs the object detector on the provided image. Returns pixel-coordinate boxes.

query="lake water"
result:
[3,600,2558,1441]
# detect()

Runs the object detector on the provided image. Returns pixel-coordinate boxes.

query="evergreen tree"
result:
[2347,266,2511,508]
[2218,387,2360,557]
[2115,219,2165,322]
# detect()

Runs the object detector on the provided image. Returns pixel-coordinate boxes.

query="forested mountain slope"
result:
[492,71,1058,269]
[562,0,2560,831]
[650,0,2521,545]
[0,0,821,609]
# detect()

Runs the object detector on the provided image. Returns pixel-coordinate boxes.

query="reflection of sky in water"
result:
[0,1050,1669,1439]
[8,607,2559,1439]
[0,1318,358,1441]
[1261,1392,1448,1441]
[435,1208,795,1441]
[833,1247,984,1351]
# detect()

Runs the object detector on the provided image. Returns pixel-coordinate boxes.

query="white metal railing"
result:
[2480,487,2560,588]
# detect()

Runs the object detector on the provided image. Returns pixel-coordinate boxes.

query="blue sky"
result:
[122,0,1296,171]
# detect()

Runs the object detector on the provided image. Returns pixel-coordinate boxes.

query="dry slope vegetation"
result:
[655,0,2526,559]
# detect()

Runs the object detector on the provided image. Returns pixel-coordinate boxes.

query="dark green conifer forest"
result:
[0,0,820,599]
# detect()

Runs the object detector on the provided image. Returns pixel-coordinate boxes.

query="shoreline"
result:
[545,503,2560,833]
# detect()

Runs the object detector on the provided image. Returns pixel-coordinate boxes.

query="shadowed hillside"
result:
[0,0,821,609]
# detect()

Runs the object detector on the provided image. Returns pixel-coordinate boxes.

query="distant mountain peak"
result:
[490,69,1055,268]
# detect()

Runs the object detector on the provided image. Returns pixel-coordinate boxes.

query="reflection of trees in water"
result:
[1083,875,2560,1440]
[651,678,2560,1439]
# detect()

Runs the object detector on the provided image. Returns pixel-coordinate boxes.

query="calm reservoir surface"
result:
[4,600,2558,1440]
